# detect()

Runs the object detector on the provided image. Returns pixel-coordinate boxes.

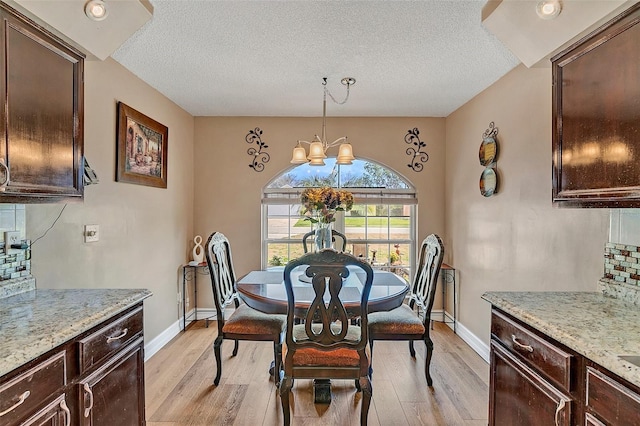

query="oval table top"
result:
[236,267,410,316]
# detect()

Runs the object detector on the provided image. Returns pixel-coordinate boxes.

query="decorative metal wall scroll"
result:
[479,122,499,197]
[246,127,270,172]
[405,128,429,172]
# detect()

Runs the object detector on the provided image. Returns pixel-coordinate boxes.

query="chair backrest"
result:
[283,249,374,354]
[411,234,445,321]
[205,232,237,326]
[302,229,348,253]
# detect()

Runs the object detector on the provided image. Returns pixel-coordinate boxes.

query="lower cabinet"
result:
[490,341,571,425]
[0,303,145,426]
[79,339,145,426]
[489,307,640,426]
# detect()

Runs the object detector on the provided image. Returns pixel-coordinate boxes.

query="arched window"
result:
[262,158,417,280]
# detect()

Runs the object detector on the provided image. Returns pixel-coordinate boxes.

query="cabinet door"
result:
[490,341,572,426]
[0,4,84,202]
[79,339,145,426]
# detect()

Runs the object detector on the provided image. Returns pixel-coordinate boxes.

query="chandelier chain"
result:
[323,77,351,105]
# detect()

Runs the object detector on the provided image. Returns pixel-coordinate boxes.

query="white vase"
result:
[314,223,333,251]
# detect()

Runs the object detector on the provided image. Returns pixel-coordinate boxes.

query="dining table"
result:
[236,265,410,403]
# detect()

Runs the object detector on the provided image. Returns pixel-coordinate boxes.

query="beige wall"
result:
[20,58,615,353]
[193,116,446,279]
[445,64,610,345]
[26,58,195,342]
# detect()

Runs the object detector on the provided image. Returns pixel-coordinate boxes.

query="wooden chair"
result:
[279,249,374,426]
[367,234,444,386]
[205,232,286,386]
[302,229,347,252]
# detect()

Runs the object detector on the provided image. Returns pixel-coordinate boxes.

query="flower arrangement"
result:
[300,187,354,224]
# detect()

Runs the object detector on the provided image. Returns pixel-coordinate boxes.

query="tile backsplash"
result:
[0,204,30,280]
[603,242,640,285]
[600,242,640,305]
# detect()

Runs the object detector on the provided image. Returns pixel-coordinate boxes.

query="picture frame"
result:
[116,101,168,188]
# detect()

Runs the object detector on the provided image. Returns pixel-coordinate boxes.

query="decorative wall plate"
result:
[480,167,498,197]
[479,136,497,166]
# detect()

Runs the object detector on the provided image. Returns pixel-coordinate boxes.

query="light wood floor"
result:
[145,321,489,425]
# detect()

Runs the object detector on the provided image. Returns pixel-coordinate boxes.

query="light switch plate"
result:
[84,225,99,243]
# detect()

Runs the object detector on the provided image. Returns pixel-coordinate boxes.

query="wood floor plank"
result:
[145,320,489,425]
[371,378,409,425]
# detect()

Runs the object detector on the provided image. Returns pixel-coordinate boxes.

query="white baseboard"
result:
[195,308,217,321]
[145,308,219,362]
[455,319,490,363]
[429,309,489,363]
[144,319,181,362]
[144,307,490,366]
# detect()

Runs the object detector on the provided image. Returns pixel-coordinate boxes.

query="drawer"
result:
[586,366,640,425]
[78,306,143,373]
[491,309,572,390]
[0,351,66,425]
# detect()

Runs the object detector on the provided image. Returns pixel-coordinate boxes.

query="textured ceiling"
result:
[111,1,521,117]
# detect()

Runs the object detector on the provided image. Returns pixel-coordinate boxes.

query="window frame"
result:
[261,160,418,279]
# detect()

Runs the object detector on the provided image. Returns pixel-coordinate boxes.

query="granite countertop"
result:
[482,291,640,388]
[0,288,152,378]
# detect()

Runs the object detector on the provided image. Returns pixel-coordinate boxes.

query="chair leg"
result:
[213,336,223,385]
[279,376,294,426]
[232,339,239,356]
[424,335,434,386]
[368,339,374,377]
[273,341,282,386]
[409,340,416,358]
[359,375,372,426]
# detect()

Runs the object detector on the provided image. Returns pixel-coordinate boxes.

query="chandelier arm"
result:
[326,137,348,149]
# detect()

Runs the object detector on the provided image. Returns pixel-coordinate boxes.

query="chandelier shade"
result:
[290,77,356,166]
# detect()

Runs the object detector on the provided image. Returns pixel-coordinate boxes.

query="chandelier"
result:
[290,77,356,166]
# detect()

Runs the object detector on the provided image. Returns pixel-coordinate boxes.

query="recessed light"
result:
[85,0,108,21]
[536,0,562,20]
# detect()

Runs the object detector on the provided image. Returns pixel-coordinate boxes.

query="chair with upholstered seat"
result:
[279,249,374,426]
[367,234,444,386]
[205,231,286,386]
[302,229,347,253]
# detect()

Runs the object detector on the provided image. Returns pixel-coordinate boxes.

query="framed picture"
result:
[116,102,168,188]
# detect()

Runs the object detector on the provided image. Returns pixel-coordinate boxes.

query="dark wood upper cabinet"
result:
[552,4,640,207]
[0,3,84,203]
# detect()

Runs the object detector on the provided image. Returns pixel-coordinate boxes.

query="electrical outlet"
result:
[84,225,99,243]
[5,231,20,246]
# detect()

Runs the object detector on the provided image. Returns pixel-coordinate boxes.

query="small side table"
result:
[181,263,214,331]
[434,263,457,333]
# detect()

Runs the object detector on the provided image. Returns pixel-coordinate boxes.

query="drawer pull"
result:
[554,398,567,426]
[511,335,534,353]
[83,383,94,418]
[106,328,128,343]
[0,390,30,417]
[60,399,71,426]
